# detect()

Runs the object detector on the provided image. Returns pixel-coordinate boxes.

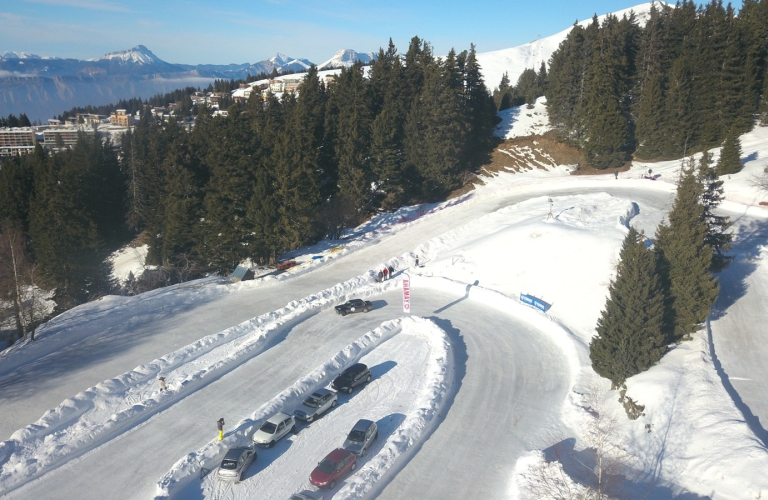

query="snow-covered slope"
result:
[2,111,768,499]
[477,2,661,89]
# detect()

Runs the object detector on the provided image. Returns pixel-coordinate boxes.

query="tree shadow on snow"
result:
[710,215,768,320]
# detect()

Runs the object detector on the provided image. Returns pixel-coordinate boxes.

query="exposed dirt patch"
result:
[478,132,587,177]
[448,132,587,199]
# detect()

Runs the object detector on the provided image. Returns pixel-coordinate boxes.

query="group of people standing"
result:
[377,265,395,282]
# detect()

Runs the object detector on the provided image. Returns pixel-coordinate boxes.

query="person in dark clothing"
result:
[377,270,383,282]
[615,171,619,179]
[217,417,225,441]
[388,265,395,276]
[158,376,167,391]
[415,256,419,267]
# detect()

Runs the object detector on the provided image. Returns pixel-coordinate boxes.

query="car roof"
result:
[326,447,353,461]
[265,412,291,423]
[351,419,375,431]
[223,447,249,459]
[312,388,333,397]
[345,363,368,373]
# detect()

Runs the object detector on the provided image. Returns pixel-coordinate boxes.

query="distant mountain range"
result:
[0,2,657,123]
[0,45,375,121]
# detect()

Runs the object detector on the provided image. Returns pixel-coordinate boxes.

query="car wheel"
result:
[351,462,357,471]
[267,440,275,448]
[341,310,347,316]
[291,424,297,433]
[360,447,366,457]
[366,374,371,383]
[374,431,378,440]
[306,415,313,422]
[347,387,353,394]
[329,480,336,489]
[331,400,337,408]
[363,307,369,313]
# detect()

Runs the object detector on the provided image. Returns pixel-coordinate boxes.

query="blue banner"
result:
[520,293,551,312]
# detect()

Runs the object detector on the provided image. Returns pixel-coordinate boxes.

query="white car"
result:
[217,447,256,483]
[252,412,296,447]
[294,388,338,422]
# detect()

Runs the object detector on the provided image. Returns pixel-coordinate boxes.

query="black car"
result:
[332,363,372,393]
[335,299,373,316]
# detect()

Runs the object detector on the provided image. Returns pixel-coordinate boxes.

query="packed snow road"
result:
[0,180,673,443]
[5,284,571,500]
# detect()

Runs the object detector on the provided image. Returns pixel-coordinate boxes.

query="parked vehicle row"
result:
[216,363,375,493]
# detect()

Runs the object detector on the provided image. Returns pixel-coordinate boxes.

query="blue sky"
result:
[0,1,739,65]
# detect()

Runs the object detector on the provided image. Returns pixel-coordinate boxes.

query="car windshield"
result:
[337,373,354,382]
[260,422,277,434]
[348,430,366,442]
[221,459,238,470]
[318,458,338,474]
[303,397,320,408]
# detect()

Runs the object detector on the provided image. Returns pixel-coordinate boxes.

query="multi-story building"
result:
[0,127,37,156]
[42,127,81,151]
[110,109,134,127]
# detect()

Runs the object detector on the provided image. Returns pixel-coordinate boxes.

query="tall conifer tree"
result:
[655,165,719,341]
[590,226,667,388]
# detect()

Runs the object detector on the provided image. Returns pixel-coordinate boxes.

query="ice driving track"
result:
[9,180,760,500]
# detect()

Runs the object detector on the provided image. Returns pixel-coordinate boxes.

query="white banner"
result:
[402,274,411,314]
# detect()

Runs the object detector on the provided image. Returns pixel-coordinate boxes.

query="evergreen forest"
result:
[544,0,768,169]
[0,37,497,338]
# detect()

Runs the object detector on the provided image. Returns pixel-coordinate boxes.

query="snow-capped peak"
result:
[0,51,43,61]
[318,49,376,70]
[100,45,160,65]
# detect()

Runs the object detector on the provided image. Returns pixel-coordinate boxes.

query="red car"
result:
[310,448,357,489]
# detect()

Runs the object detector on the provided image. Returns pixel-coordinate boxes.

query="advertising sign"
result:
[402,274,411,314]
[520,293,551,313]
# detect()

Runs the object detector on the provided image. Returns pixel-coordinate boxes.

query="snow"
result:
[3,71,768,500]
[477,2,662,90]
[110,244,149,284]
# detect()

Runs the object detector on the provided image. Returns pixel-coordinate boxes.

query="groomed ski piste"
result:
[1,98,768,499]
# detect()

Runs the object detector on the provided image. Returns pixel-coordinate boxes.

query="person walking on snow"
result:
[415,255,419,267]
[388,265,395,277]
[383,267,389,280]
[377,270,383,282]
[217,417,225,441]
[158,376,167,391]
[614,171,619,179]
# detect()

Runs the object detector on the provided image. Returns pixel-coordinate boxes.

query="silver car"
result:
[252,412,296,447]
[294,388,337,422]
[216,446,256,483]
[343,419,378,456]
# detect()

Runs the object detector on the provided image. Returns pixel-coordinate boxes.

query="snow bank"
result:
[152,316,455,499]
[0,271,401,496]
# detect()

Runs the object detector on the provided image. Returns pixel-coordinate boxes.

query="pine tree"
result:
[581,14,635,169]
[590,226,667,388]
[461,44,498,168]
[655,164,719,342]
[199,109,258,273]
[327,62,373,215]
[716,131,743,175]
[697,152,733,272]
[0,151,35,228]
[404,51,467,199]
[495,72,512,111]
